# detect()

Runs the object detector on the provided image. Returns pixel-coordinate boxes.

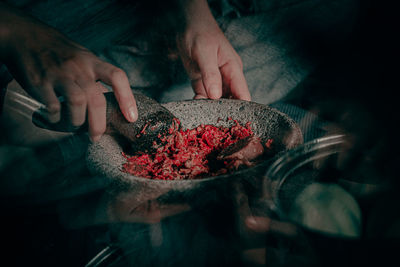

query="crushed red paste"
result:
[122,117,265,180]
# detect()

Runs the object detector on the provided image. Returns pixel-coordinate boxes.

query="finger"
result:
[86,87,107,142]
[242,248,266,266]
[94,62,137,122]
[74,78,106,141]
[28,82,61,123]
[191,78,208,99]
[220,61,251,101]
[246,216,271,232]
[192,45,222,99]
[56,79,87,127]
[246,216,298,236]
[25,83,61,123]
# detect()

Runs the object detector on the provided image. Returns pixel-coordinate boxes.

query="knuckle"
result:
[192,38,215,56]
[194,33,214,46]
[89,94,106,109]
[28,73,45,89]
[67,90,86,107]
[202,70,220,83]
[109,67,126,81]
[191,40,202,53]
[59,57,79,71]
[46,101,61,115]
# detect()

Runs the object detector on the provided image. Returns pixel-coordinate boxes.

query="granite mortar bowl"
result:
[86,99,303,198]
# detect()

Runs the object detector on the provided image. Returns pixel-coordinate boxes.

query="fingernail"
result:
[128,106,137,121]
[194,94,207,100]
[209,85,221,99]
[90,135,101,142]
[45,109,60,123]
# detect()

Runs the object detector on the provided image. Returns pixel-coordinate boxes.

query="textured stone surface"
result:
[87,99,303,198]
[104,92,175,152]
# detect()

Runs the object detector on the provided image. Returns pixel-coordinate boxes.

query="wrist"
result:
[179,0,217,31]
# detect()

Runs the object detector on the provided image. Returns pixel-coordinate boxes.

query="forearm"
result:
[0,2,13,61]
[178,0,217,31]
[0,2,57,63]
[176,0,250,101]
[0,2,38,63]
[0,2,138,141]
[0,3,15,113]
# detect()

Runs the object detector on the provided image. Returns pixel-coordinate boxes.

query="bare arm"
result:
[176,0,251,100]
[0,2,138,142]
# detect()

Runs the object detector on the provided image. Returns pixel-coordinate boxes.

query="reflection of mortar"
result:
[262,135,397,267]
[106,184,191,224]
[264,134,372,238]
[87,99,303,195]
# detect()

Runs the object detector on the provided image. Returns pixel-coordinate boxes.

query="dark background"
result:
[1,0,399,266]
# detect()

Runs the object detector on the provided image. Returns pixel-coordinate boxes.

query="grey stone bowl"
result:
[86,99,303,198]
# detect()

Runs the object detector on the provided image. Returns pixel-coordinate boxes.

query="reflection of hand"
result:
[246,216,298,236]
[107,189,191,224]
[0,3,137,141]
[113,199,190,224]
[315,100,393,185]
[177,0,250,101]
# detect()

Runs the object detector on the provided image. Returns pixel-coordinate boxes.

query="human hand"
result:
[0,3,137,141]
[176,0,250,101]
[233,185,299,266]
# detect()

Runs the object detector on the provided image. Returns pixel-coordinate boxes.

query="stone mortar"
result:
[86,99,303,201]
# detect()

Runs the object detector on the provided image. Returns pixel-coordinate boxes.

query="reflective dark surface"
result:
[1,117,399,267]
[1,0,400,266]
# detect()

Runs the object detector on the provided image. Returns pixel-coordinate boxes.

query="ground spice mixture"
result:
[122,117,270,180]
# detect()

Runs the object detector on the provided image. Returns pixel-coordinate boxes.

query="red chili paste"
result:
[122,118,264,180]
